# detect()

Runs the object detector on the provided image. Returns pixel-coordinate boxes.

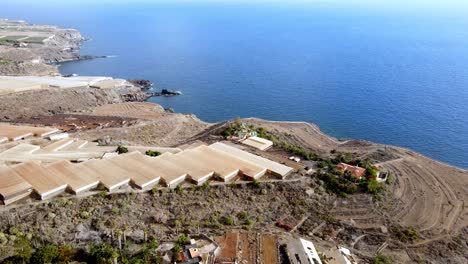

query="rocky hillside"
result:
[0,19,85,76]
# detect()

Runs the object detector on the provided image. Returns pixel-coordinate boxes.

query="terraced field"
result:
[383,155,467,237]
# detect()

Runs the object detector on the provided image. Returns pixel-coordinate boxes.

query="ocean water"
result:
[3,2,468,168]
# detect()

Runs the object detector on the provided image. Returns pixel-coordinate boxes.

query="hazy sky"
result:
[4,0,468,16]
[7,0,468,6]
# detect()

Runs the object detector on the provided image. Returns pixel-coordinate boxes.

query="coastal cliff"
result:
[0,19,86,76]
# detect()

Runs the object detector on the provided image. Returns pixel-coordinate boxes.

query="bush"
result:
[366,180,384,194]
[89,243,119,264]
[175,185,183,194]
[116,146,128,154]
[201,181,210,191]
[58,245,75,263]
[392,227,418,242]
[373,253,393,264]
[176,234,190,246]
[249,179,260,188]
[237,211,248,220]
[30,244,59,264]
[13,236,32,263]
[224,216,235,226]
[145,150,161,157]
[80,211,91,219]
[172,244,181,253]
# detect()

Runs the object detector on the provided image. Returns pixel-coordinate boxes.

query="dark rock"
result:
[128,79,153,90]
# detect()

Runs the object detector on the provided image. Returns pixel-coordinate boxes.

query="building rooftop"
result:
[107,152,161,189]
[0,124,58,141]
[178,146,241,181]
[158,152,214,184]
[139,153,188,186]
[45,160,99,194]
[209,142,293,178]
[196,146,266,180]
[336,163,366,179]
[241,136,273,151]
[80,159,131,191]
[0,78,46,95]
[13,161,67,199]
[0,165,32,204]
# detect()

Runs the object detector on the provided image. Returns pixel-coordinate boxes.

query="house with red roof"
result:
[335,163,366,179]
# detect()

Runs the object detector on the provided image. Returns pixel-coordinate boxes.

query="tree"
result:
[89,243,119,264]
[30,244,59,264]
[172,244,181,253]
[176,234,189,246]
[366,180,384,194]
[117,145,128,154]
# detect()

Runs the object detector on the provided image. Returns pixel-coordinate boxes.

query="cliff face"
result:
[35,28,86,64]
[0,19,86,76]
[0,86,148,121]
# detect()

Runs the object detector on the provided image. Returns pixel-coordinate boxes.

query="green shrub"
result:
[224,216,235,226]
[366,180,384,194]
[79,211,91,219]
[176,234,189,245]
[175,185,183,194]
[201,181,210,191]
[30,244,59,264]
[89,243,119,264]
[373,253,393,264]
[249,179,260,188]
[116,146,128,154]
[13,236,32,263]
[237,211,248,220]
[392,227,418,242]
[145,150,161,157]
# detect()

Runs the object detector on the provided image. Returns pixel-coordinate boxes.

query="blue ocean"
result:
[3,1,468,168]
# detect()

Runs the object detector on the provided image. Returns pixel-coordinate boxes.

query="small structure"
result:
[175,244,202,264]
[241,136,273,151]
[49,133,69,141]
[299,238,323,264]
[335,163,366,179]
[376,171,387,183]
[289,156,301,163]
[0,165,33,205]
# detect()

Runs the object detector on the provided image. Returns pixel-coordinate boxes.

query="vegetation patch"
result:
[317,157,385,197]
[145,149,161,157]
[391,226,419,243]
[116,145,128,154]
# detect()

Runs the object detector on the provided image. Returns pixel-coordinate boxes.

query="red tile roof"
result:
[336,163,366,178]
